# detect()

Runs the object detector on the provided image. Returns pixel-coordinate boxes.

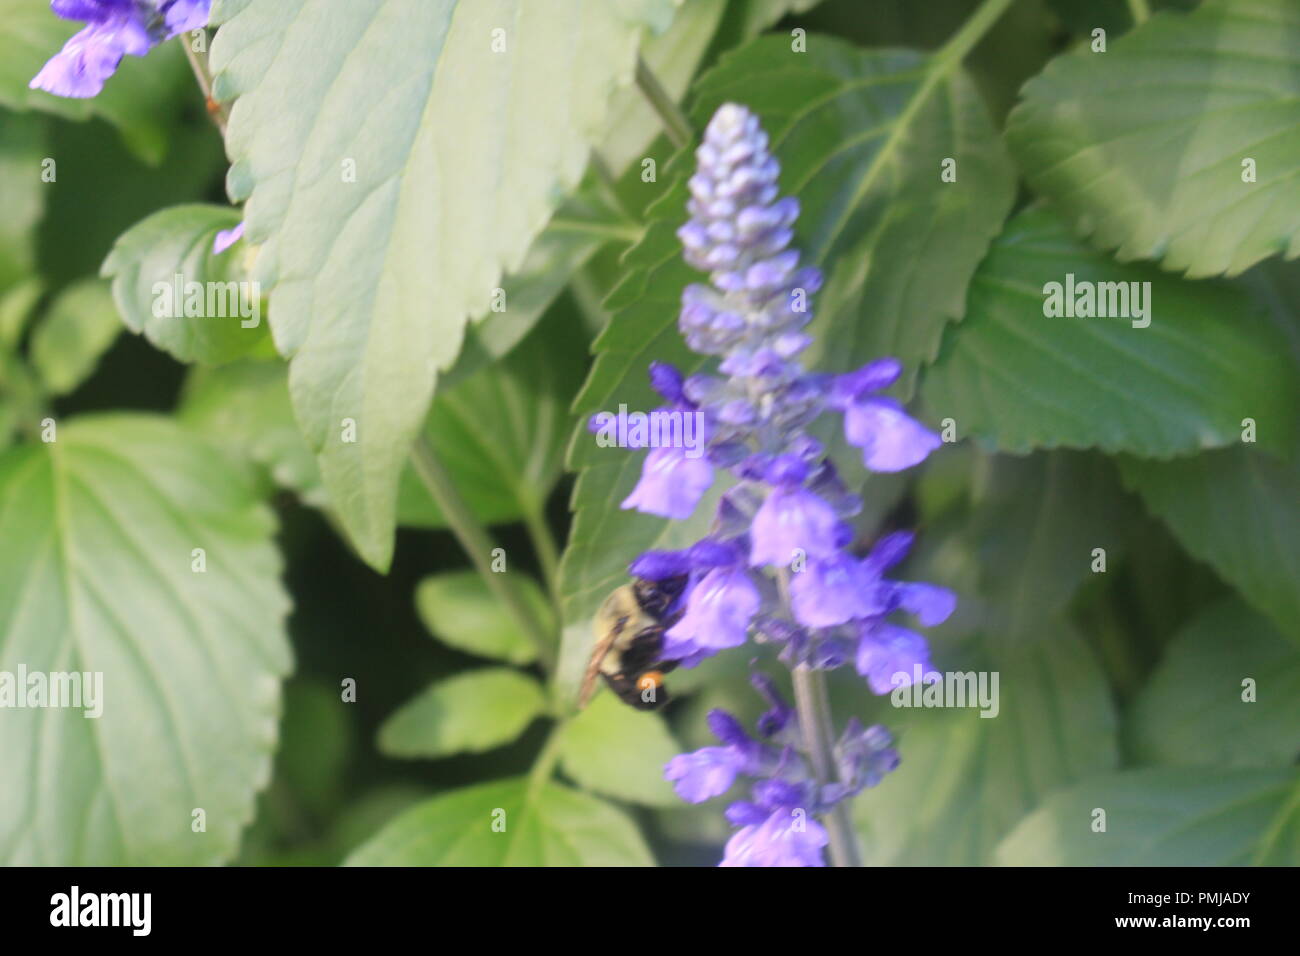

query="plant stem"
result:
[792,665,863,867]
[1126,0,1151,26]
[526,718,569,800]
[179,32,228,134]
[411,435,557,672]
[934,0,1015,69]
[634,55,693,149]
[520,497,561,601]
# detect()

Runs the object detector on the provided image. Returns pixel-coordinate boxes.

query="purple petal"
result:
[664,747,742,803]
[855,622,935,695]
[620,446,713,520]
[663,566,759,658]
[844,397,941,472]
[749,486,841,567]
[212,221,245,255]
[789,553,881,628]
[720,809,828,867]
[895,582,957,627]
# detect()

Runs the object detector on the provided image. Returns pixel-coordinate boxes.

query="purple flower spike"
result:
[31,0,211,99]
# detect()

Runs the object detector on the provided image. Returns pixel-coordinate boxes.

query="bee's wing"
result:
[577,629,618,710]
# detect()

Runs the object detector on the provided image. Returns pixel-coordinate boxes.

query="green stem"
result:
[1126,0,1151,26]
[411,436,557,673]
[526,719,569,801]
[792,665,863,868]
[520,497,561,601]
[179,32,228,134]
[634,55,693,149]
[934,0,1015,68]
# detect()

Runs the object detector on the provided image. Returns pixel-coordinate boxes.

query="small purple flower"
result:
[620,445,713,519]
[212,221,245,255]
[663,564,760,661]
[750,484,842,567]
[855,621,937,695]
[789,552,881,628]
[721,806,829,867]
[31,1,212,99]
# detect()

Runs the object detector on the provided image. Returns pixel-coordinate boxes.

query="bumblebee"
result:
[578,575,688,711]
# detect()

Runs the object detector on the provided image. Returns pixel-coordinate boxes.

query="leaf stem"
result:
[411,435,557,673]
[179,32,228,134]
[526,718,569,801]
[634,55,693,149]
[934,0,1015,69]
[520,497,561,601]
[1126,0,1151,26]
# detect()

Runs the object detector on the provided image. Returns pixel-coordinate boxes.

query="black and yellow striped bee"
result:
[578,576,688,711]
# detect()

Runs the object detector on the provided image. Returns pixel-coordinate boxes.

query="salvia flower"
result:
[601,102,954,864]
[31,0,210,99]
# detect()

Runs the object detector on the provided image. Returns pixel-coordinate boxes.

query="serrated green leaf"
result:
[559,34,1016,698]
[415,571,548,666]
[378,669,547,759]
[1128,599,1300,769]
[101,203,265,365]
[853,626,1118,865]
[207,0,670,571]
[29,279,121,395]
[558,693,680,806]
[1119,448,1300,644]
[996,768,1300,865]
[919,205,1299,456]
[1007,0,1300,278]
[344,777,654,866]
[176,358,325,505]
[0,414,291,865]
[396,300,589,530]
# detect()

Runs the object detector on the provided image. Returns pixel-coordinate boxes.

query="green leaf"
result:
[0,108,44,293]
[0,276,42,350]
[101,203,266,365]
[559,34,1014,697]
[964,451,1133,642]
[0,6,198,164]
[28,279,121,395]
[396,301,589,529]
[693,36,1016,397]
[176,358,325,505]
[344,777,654,866]
[1007,0,1300,278]
[1128,599,1300,769]
[853,626,1118,865]
[919,205,1299,456]
[415,571,548,666]
[1119,448,1300,643]
[208,0,671,571]
[557,693,681,806]
[996,768,1300,865]
[0,414,291,865]
[441,191,636,390]
[378,669,547,759]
